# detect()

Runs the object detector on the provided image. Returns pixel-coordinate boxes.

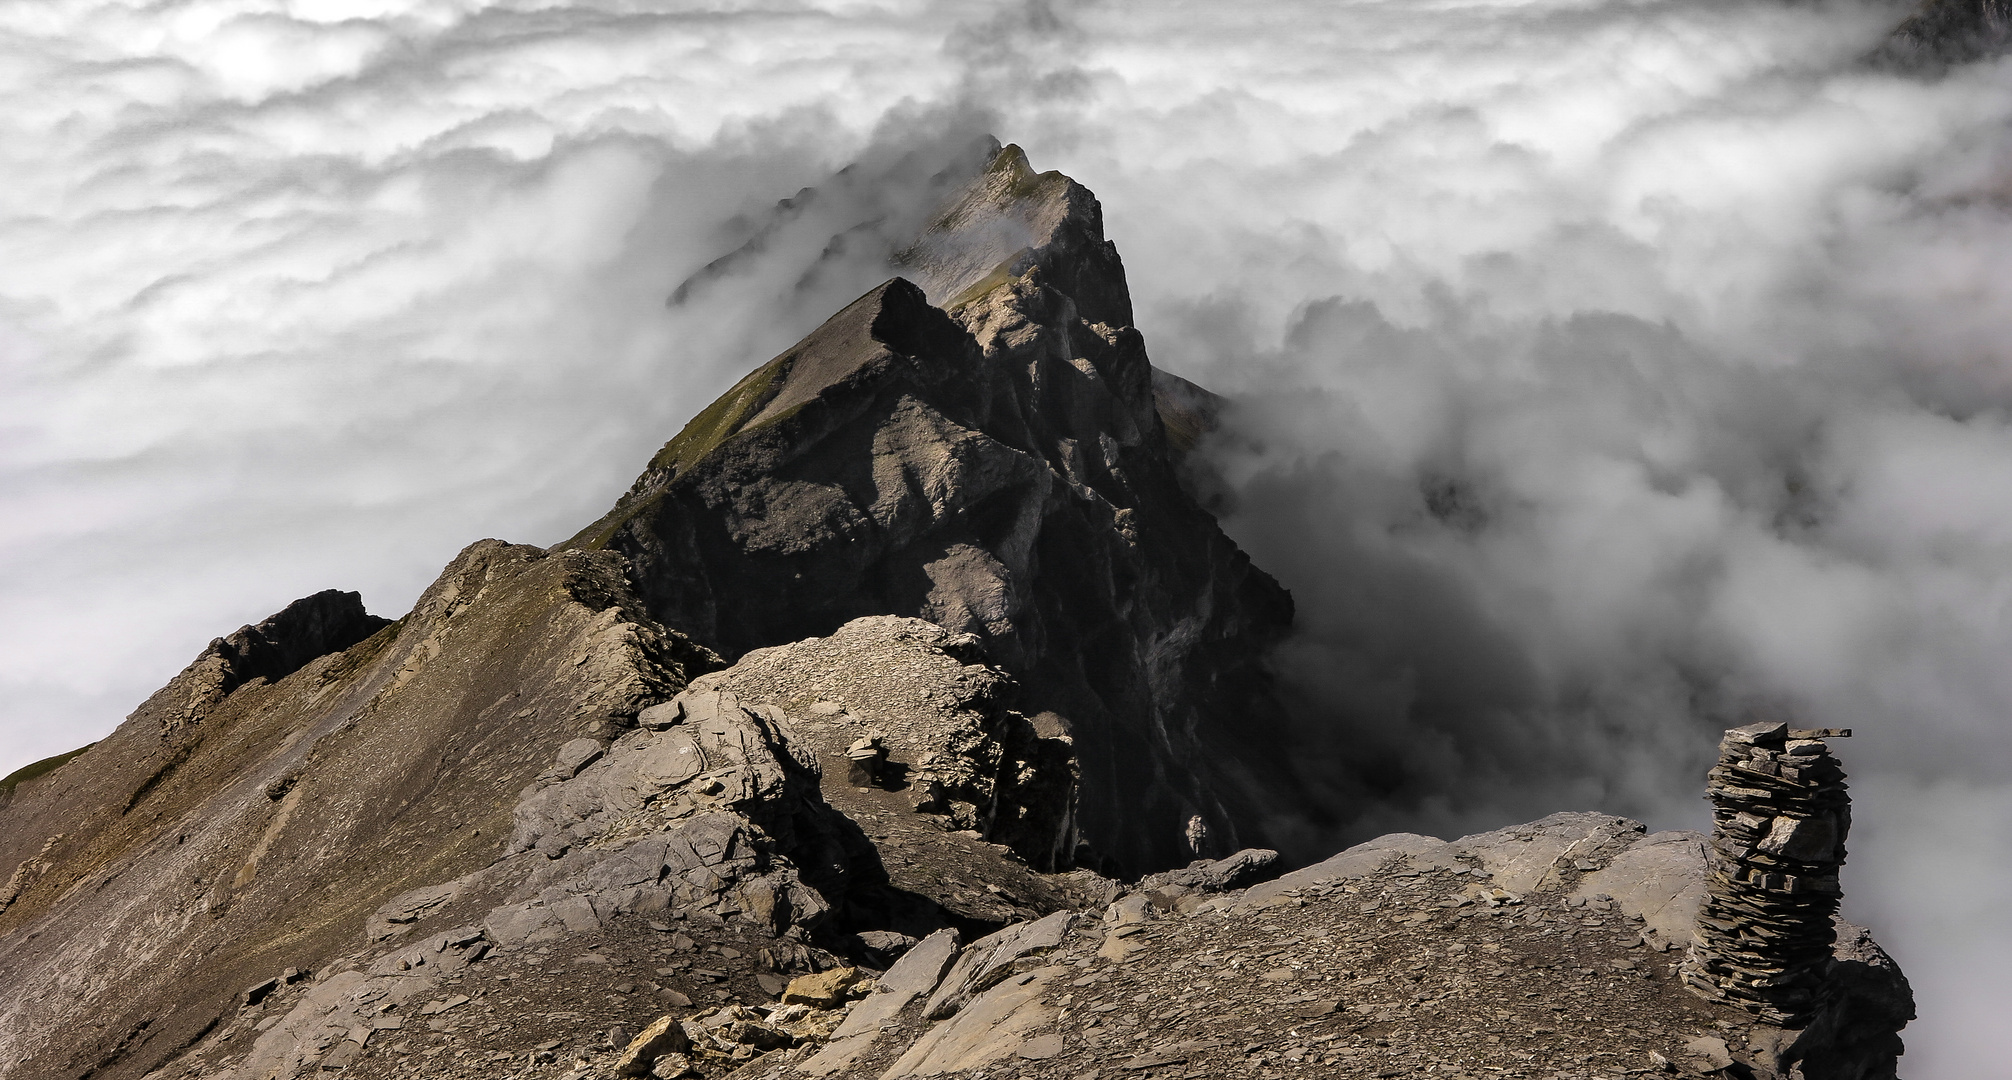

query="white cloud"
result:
[2,0,2008,1072]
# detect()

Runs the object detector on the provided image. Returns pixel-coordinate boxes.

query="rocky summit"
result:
[568,141,1300,878]
[0,144,1912,1080]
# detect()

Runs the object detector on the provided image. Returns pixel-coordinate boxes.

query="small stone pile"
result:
[1681,721,1853,1024]
[845,735,887,787]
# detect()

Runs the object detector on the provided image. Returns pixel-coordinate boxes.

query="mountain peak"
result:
[897,142,1134,329]
[571,148,1292,877]
[0,141,1913,1080]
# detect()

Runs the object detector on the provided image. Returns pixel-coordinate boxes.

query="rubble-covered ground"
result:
[174,703,1905,1080]
[75,617,1904,1080]
[209,815,1898,1080]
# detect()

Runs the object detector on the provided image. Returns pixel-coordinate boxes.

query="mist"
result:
[3,0,2009,1073]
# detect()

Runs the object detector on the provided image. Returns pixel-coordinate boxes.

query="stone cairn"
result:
[1681,721,1852,1025]
[845,734,888,788]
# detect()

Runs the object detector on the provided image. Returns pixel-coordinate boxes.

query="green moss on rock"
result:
[646,355,793,479]
[0,743,95,800]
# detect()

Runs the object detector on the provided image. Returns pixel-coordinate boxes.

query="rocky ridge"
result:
[708,810,1910,1080]
[0,543,718,1080]
[0,143,1914,1080]
[31,610,1904,1080]
[570,141,1303,877]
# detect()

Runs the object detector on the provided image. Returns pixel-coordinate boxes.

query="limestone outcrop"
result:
[135,589,391,735]
[570,143,1301,876]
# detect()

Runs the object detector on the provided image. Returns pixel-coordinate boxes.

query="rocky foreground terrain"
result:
[0,143,1913,1080]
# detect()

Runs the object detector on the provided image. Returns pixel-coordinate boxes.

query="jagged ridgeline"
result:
[0,142,1912,1080]
[569,141,1303,878]
[0,142,1297,1079]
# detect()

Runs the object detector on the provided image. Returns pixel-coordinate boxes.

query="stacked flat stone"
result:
[1681,721,1852,1025]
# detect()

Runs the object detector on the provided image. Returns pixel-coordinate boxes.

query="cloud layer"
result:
[4,0,2009,1073]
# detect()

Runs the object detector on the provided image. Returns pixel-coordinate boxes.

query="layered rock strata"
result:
[676,616,1079,878]
[1681,722,1852,1024]
[221,685,848,1080]
[137,589,391,735]
[0,602,1915,1080]
[569,143,1300,876]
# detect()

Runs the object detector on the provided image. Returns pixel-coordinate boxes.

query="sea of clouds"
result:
[3,0,2008,1072]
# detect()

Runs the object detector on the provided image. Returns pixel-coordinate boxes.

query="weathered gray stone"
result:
[1238,833,1448,909]
[877,928,961,998]
[884,966,1064,1078]
[1104,892,1155,925]
[1138,848,1280,893]
[551,738,607,779]
[923,910,1075,1019]
[1575,831,1711,949]
[1454,813,1647,895]
[637,700,684,730]
[1683,1035,1733,1070]
[616,1015,691,1077]
[855,930,918,957]
[239,978,278,1008]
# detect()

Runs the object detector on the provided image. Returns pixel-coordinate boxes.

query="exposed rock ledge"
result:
[134,617,1903,1080]
[729,813,1909,1080]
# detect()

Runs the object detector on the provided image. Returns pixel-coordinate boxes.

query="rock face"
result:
[570,143,1298,876]
[1877,0,2012,66]
[135,589,391,735]
[682,616,1077,875]
[0,543,718,1080]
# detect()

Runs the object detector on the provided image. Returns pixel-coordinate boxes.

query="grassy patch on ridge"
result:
[0,742,96,800]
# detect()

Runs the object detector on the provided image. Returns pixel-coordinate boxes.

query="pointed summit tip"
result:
[899,142,1134,328]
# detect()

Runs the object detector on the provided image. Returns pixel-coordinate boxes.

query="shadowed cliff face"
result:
[572,145,1301,877]
[1876,0,2012,66]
